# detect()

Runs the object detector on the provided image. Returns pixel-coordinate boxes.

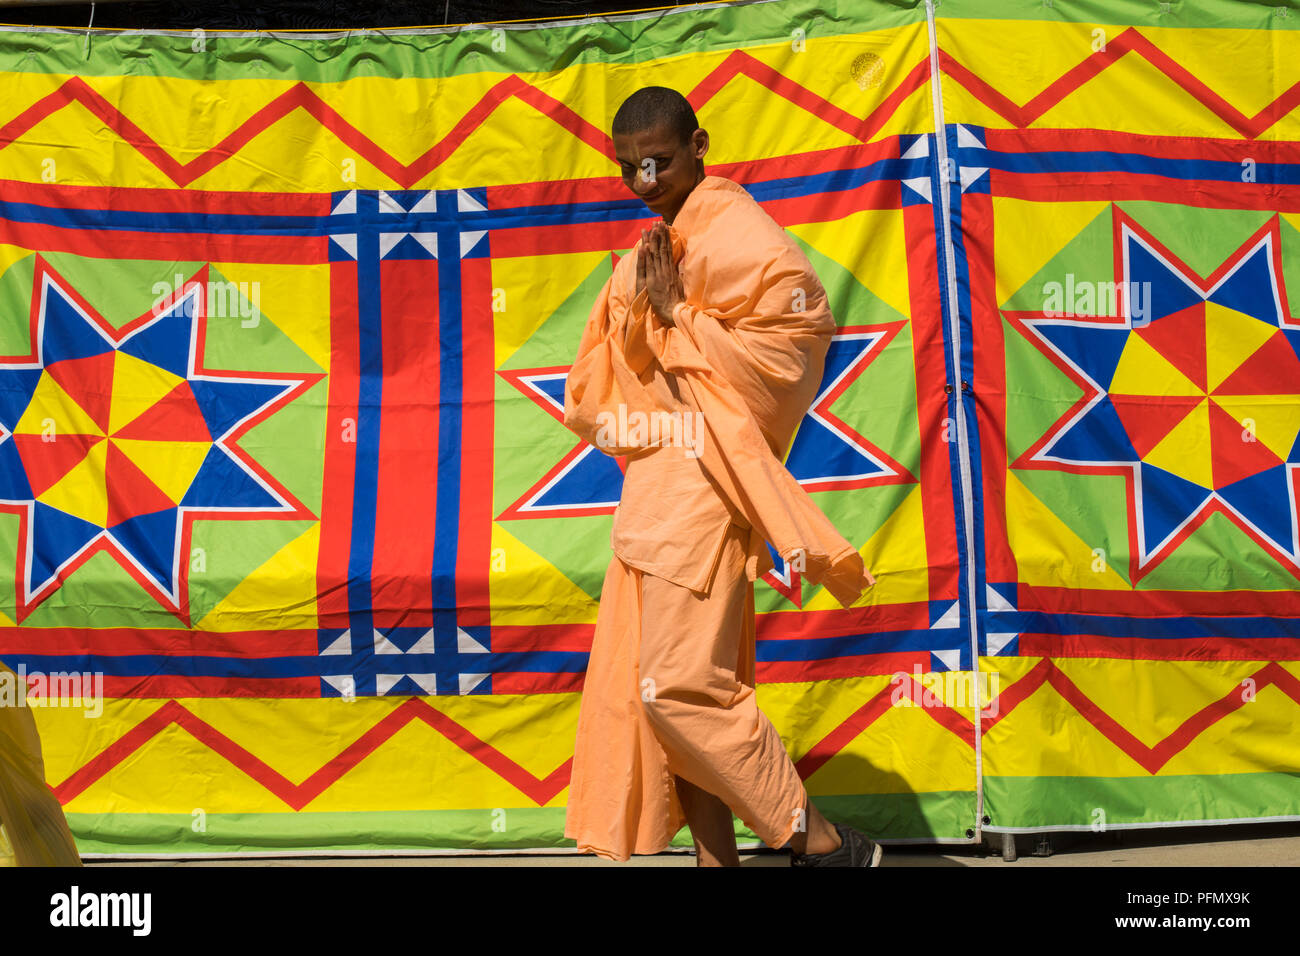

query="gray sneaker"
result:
[790,823,884,867]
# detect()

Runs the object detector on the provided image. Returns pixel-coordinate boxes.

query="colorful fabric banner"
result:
[0,0,1294,856]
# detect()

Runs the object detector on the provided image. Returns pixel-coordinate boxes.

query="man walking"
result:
[563,86,880,867]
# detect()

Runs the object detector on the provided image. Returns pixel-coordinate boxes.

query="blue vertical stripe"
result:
[347,191,383,694]
[433,197,465,695]
[942,123,989,667]
[929,134,975,671]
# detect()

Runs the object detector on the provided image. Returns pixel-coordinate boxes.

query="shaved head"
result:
[611,86,709,223]
[612,86,699,145]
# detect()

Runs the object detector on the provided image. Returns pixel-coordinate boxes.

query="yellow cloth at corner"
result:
[0,662,83,866]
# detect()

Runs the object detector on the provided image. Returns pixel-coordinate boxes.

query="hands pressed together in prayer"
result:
[636,221,684,327]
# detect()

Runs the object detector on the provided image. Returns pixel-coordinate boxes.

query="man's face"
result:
[613,122,708,224]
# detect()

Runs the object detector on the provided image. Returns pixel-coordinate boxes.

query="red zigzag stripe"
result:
[0,52,923,189]
[2,28,1294,193]
[795,661,1300,779]
[53,698,572,809]
[940,27,1300,139]
[54,662,1300,809]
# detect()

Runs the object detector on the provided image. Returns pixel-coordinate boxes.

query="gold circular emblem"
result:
[851,52,885,91]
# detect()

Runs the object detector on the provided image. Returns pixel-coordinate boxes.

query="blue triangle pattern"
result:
[1217,464,1296,552]
[29,500,100,587]
[1046,394,1137,463]
[1035,323,1129,391]
[532,447,623,508]
[40,284,114,366]
[1138,462,1211,554]
[118,297,195,378]
[1208,243,1282,324]
[108,508,181,593]
[181,446,280,509]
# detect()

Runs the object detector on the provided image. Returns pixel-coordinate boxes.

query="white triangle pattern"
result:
[457,627,488,654]
[986,632,1018,656]
[330,234,358,260]
[901,136,929,160]
[902,177,932,203]
[460,230,486,257]
[932,649,961,671]
[322,675,354,695]
[457,189,486,213]
[411,233,439,258]
[957,124,984,151]
[320,629,352,655]
[931,602,960,629]
[408,674,439,695]
[986,584,1015,612]
[459,673,489,695]
[326,628,490,695]
[960,166,989,192]
[408,629,436,654]
[374,629,404,654]
[985,585,1018,655]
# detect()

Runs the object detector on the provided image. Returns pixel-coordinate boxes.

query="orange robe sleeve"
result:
[563,244,738,593]
[636,177,875,607]
[565,176,875,608]
[563,258,684,455]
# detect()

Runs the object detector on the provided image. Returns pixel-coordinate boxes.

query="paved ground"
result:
[84,821,1300,866]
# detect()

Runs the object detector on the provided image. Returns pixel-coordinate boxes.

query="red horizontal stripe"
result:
[101,676,318,698]
[758,652,929,683]
[487,176,625,209]
[490,623,595,654]
[1017,583,1300,617]
[756,601,932,640]
[488,217,650,258]
[984,127,1300,163]
[1017,634,1300,661]
[0,178,326,216]
[990,170,1300,211]
[0,219,325,263]
[490,142,901,215]
[492,605,933,657]
[493,671,584,695]
[709,138,900,186]
[0,627,318,657]
[762,178,901,227]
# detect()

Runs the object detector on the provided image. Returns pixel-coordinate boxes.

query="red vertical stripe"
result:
[457,257,495,628]
[905,202,960,603]
[963,193,1017,581]
[316,260,360,630]
[371,259,440,628]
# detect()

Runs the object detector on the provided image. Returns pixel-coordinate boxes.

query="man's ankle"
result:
[799,821,841,856]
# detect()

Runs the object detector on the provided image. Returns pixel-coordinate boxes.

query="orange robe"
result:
[562,175,874,860]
